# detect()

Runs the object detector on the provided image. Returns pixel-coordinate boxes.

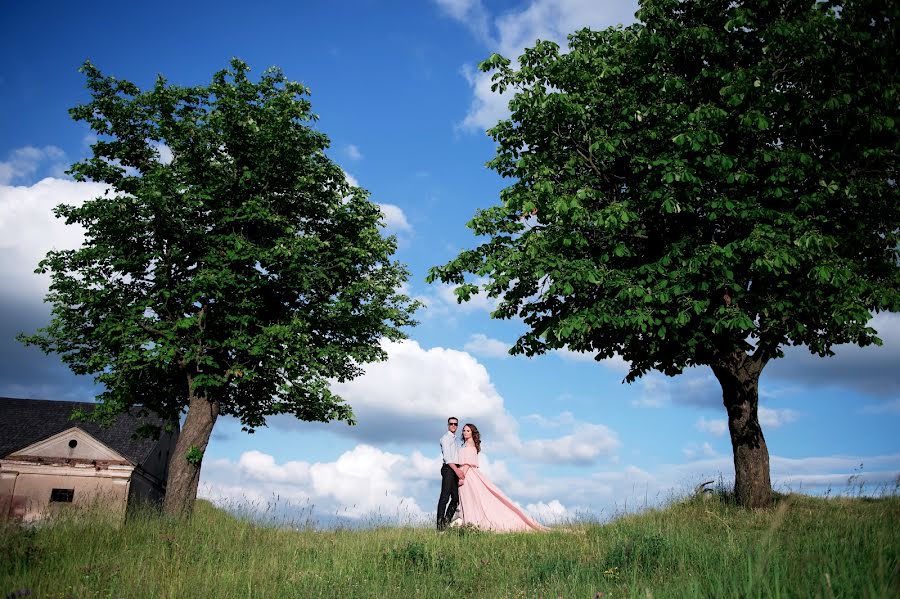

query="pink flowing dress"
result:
[457,445,549,532]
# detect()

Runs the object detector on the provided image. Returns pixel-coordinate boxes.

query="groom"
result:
[436,416,464,530]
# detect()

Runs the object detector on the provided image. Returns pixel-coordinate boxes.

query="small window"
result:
[50,488,74,503]
[68,439,78,448]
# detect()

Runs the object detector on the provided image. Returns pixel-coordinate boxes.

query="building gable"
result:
[9,427,127,463]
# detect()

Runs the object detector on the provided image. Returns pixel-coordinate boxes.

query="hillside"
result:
[2,492,898,598]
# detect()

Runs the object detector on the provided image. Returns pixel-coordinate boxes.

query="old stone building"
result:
[0,397,178,521]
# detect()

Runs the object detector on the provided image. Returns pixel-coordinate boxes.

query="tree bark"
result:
[711,351,772,508]
[163,392,220,518]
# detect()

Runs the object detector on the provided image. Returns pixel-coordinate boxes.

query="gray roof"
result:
[0,397,172,466]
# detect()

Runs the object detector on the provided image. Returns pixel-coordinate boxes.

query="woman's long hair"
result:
[464,423,481,453]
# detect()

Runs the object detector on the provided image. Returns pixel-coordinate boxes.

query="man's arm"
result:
[440,435,464,483]
[439,434,454,463]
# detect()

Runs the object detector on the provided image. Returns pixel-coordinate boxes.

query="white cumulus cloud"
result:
[464,333,511,359]
[377,202,412,234]
[270,338,520,447]
[0,177,106,301]
[525,499,575,524]
[343,170,412,236]
[514,423,620,465]
[201,445,430,522]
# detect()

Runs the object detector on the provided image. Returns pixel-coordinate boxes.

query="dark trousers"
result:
[436,463,459,529]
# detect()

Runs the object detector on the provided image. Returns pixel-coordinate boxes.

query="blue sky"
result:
[1,0,898,525]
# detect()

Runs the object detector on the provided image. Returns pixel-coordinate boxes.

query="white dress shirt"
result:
[440,430,459,465]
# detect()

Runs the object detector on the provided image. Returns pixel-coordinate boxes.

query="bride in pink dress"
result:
[456,423,549,532]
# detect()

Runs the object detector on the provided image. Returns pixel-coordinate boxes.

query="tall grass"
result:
[2,488,898,598]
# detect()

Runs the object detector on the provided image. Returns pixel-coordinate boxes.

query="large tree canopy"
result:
[429,0,898,507]
[21,60,418,516]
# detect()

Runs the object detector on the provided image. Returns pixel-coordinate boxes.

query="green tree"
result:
[20,60,419,517]
[429,0,898,507]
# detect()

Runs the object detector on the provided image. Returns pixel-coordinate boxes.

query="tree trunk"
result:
[164,392,220,518]
[711,351,772,508]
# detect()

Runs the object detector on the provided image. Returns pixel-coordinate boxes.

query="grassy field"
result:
[2,489,898,598]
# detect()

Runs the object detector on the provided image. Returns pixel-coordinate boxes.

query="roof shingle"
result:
[0,397,174,466]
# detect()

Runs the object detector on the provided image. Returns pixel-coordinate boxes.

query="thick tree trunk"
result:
[711,351,772,508]
[164,392,220,518]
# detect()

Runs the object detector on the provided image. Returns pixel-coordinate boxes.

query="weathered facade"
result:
[0,397,178,522]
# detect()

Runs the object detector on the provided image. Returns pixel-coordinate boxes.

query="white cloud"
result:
[270,338,520,447]
[0,146,67,185]
[444,0,640,132]
[758,407,798,429]
[343,171,360,187]
[0,177,106,301]
[492,0,638,60]
[377,203,412,234]
[514,423,620,465]
[200,445,429,522]
[458,64,516,132]
[342,170,412,236]
[464,333,511,359]
[415,279,501,319]
[150,141,173,165]
[268,338,621,466]
[344,144,363,161]
[525,499,575,524]
[236,450,311,483]
[436,279,500,313]
[434,0,491,43]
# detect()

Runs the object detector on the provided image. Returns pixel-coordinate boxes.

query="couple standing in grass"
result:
[436,416,548,532]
